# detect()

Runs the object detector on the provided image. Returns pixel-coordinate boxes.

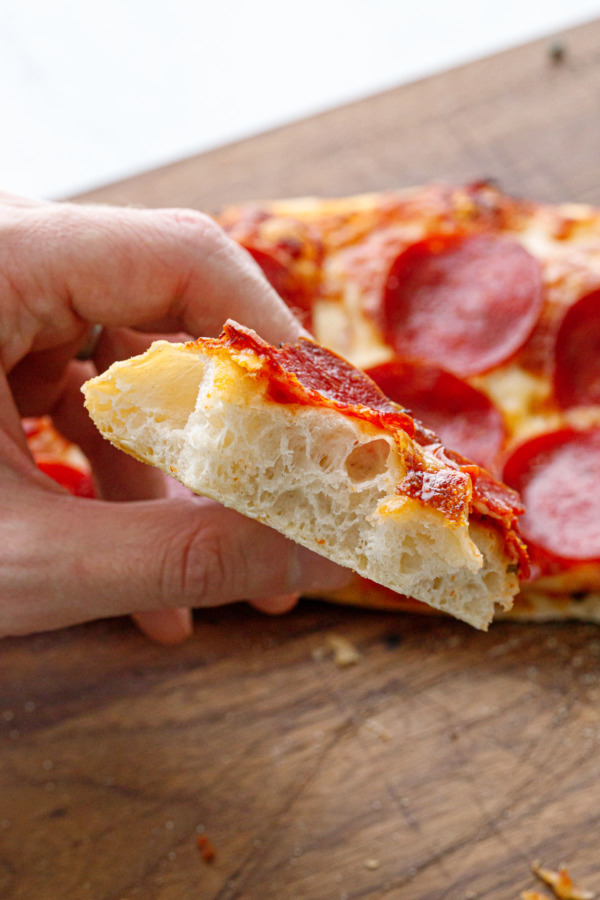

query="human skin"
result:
[0,194,348,643]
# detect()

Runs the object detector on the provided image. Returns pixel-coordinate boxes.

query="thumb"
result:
[1,490,350,637]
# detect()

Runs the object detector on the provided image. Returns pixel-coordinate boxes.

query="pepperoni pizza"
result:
[216,182,600,622]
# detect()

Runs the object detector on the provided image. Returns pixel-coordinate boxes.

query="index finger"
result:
[2,202,306,371]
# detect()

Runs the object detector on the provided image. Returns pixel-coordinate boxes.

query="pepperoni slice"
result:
[242,244,312,326]
[36,459,95,498]
[503,428,600,562]
[221,321,415,437]
[366,358,506,473]
[381,232,543,376]
[553,288,600,407]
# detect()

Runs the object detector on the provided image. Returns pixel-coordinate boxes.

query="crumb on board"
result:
[548,41,566,63]
[532,863,595,900]
[196,835,216,863]
[522,892,551,900]
[363,717,392,742]
[364,859,380,870]
[324,633,361,667]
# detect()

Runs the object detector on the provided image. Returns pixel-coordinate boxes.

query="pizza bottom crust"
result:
[315,576,600,624]
[502,589,600,623]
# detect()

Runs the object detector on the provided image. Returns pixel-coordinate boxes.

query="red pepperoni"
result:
[221,321,415,436]
[366,358,506,472]
[36,459,95,498]
[503,428,600,562]
[381,232,543,376]
[242,244,312,325]
[553,288,600,407]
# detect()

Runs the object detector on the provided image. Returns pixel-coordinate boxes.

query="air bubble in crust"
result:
[345,439,390,483]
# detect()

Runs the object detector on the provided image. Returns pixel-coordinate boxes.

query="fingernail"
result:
[251,594,300,615]
[133,608,193,645]
[171,607,194,638]
[289,544,352,593]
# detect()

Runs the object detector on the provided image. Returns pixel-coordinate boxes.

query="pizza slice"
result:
[82,319,528,630]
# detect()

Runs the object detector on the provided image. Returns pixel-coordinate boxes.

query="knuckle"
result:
[156,207,226,252]
[155,506,294,610]
[151,207,241,290]
[163,514,239,607]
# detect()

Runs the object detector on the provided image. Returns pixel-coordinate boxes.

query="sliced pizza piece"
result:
[82,320,527,630]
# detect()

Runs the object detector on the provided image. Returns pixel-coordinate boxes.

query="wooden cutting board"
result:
[3,18,600,900]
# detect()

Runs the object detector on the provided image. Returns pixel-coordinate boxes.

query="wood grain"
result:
[4,17,600,900]
[3,608,600,899]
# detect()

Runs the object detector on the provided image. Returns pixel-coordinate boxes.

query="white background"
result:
[2,1,599,199]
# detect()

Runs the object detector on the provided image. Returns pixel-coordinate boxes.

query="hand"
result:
[0,193,349,643]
